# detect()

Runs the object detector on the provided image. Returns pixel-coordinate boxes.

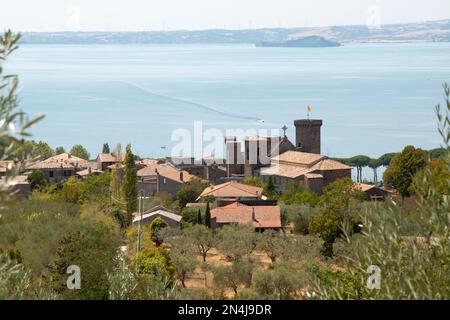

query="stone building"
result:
[353,183,392,201]
[260,150,351,194]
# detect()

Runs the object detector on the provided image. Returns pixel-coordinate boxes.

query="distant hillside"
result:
[20,19,450,44]
[256,36,342,47]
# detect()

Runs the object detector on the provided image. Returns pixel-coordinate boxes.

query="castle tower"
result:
[294,119,323,154]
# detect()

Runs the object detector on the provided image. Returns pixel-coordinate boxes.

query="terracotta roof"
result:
[261,151,351,179]
[27,161,75,170]
[97,153,122,162]
[132,205,181,224]
[27,153,92,170]
[273,150,326,166]
[0,175,30,185]
[353,183,387,192]
[44,153,90,166]
[199,181,263,199]
[76,168,103,177]
[310,159,352,171]
[137,162,179,177]
[211,202,281,229]
[160,170,197,184]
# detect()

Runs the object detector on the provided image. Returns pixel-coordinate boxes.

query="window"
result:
[49,171,54,178]
[163,178,167,185]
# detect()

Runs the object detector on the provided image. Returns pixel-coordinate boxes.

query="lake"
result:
[7,43,450,165]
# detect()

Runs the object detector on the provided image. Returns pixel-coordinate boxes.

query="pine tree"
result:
[121,144,138,225]
[204,202,211,228]
[102,143,110,154]
[197,209,202,224]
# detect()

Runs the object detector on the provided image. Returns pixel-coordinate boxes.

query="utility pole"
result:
[136,190,144,259]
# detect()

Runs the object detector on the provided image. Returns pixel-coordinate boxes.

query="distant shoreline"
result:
[18,19,450,45]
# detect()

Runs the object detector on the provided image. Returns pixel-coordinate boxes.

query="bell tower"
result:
[294,119,323,154]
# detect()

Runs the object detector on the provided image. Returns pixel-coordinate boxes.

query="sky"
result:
[1,0,449,32]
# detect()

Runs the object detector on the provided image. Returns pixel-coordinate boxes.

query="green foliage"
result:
[278,181,319,206]
[150,217,168,246]
[347,155,371,183]
[135,246,175,280]
[0,199,79,274]
[310,178,364,257]
[309,265,367,299]
[102,143,110,154]
[27,170,47,190]
[412,158,449,196]
[180,207,200,228]
[176,179,207,208]
[121,144,138,225]
[107,257,178,300]
[56,172,111,204]
[69,144,90,160]
[252,261,306,300]
[50,218,120,300]
[242,176,263,187]
[263,176,278,199]
[312,83,450,300]
[428,147,447,159]
[213,259,254,296]
[204,201,211,228]
[216,224,257,262]
[166,233,198,287]
[1,31,44,202]
[378,152,398,167]
[33,141,54,159]
[383,145,428,197]
[54,146,65,155]
[183,224,214,263]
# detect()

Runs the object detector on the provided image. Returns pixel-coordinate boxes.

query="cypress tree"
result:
[204,202,211,228]
[197,209,202,224]
[121,144,138,225]
[102,143,110,154]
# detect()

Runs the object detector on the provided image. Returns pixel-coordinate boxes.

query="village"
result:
[0,117,393,232]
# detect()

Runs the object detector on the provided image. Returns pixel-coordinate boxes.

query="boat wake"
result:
[119,81,262,122]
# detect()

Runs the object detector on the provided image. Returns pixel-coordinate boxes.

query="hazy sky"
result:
[1,0,450,31]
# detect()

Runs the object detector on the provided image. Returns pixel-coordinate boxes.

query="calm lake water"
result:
[7,43,450,165]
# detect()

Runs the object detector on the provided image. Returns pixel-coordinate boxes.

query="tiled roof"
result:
[27,153,92,170]
[137,162,179,177]
[44,153,90,166]
[27,161,75,170]
[76,168,103,176]
[132,205,181,224]
[211,202,281,229]
[353,183,388,192]
[0,175,30,185]
[97,153,122,162]
[310,159,352,171]
[199,181,263,199]
[261,151,351,179]
[160,170,197,184]
[273,150,326,166]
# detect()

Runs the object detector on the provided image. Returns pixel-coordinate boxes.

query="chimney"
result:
[155,169,160,193]
[180,171,184,182]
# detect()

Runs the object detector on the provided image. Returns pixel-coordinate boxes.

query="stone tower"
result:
[294,119,323,154]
